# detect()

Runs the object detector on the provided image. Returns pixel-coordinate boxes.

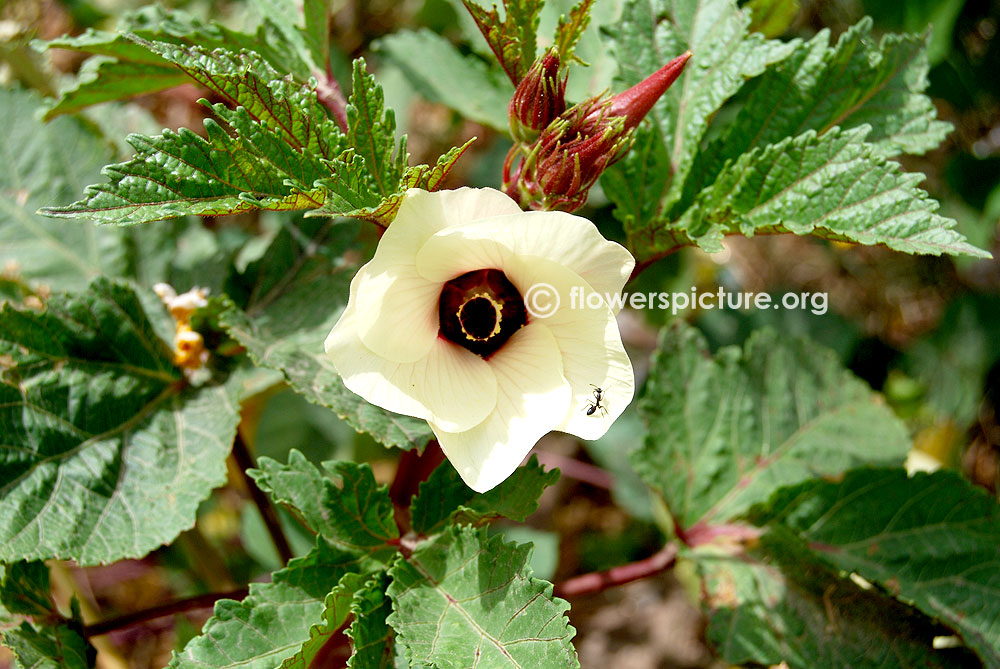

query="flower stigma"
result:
[438,268,527,358]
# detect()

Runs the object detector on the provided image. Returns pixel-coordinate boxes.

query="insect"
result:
[584,384,607,417]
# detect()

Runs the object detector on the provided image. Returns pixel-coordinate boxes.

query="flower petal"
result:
[504,256,635,441]
[348,187,523,363]
[324,291,497,432]
[431,323,570,492]
[414,211,634,306]
[353,264,441,363]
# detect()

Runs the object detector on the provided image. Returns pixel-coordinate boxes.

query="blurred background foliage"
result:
[1,0,998,666]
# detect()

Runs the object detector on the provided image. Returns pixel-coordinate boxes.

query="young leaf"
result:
[0,88,128,291]
[747,468,1000,666]
[250,451,399,550]
[694,530,973,667]
[659,126,989,259]
[3,622,93,669]
[387,525,578,668]
[553,0,595,65]
[0,278,242,565]
[410,455,559,534]
[632,322,910,531]
[375,29,513,131]
[171,541,374,669]
[218,216,433,450]
[461,0,543,85]
[601,0,794,229]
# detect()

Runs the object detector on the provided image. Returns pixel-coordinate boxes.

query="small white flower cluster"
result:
[325,188,635,492]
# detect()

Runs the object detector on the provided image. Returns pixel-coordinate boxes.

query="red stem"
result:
[389,440,445,534]
[83,587,249,638]
[316,68,349,133]
[554,543,679,598]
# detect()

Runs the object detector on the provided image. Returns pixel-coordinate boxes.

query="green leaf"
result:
[0,88,128,291]
[375,29,513,131]
[134,39,341,160]
[677,19,952,211]
[346,572,394,668]
[344,59,407,200]
[171,540,373,669]
[38,115,327,225]
[387,525,578,668]
[277,571,366,669]
[744,0,799,38]
[669,126,989,258]
[601,0,794,230]
[461,0,543,84]
[632,322,910,529]
[747,468,1000,666]
[0,278,243,565]
[410,455,559,534]
[0,562,52,619]
[218,216,433,450]
[3,622,93,669]
[694,529,973,668]
[553,0,595,65]
[250,451,399,550]
[40,5,310,118]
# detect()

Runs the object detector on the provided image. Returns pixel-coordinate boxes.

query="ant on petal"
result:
[584,384,608,417]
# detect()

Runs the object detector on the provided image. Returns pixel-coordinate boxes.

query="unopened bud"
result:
[506,51,692,211]
[509,48,567,143]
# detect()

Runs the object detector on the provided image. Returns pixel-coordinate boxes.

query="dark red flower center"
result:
[438,269,527,358]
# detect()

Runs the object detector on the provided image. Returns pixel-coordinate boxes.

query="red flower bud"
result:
[508,48,567,143]
[506,51,692,212]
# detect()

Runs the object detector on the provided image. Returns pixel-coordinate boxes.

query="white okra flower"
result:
[325,187,634,492]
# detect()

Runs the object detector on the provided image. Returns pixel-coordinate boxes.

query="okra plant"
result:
[1,0,998,667]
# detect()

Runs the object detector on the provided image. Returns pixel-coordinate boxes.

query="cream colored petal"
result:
[414,211,634,305]
[431,323,570,493]
[504,256,635,441]
[324,294,497,432]
[353,263,440,363]
[348,187,523,362]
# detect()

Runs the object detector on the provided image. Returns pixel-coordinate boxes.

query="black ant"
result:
[584,385,607,417]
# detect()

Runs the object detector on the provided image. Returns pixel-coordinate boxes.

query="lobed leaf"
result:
[387,525,578,668]
[747,468,1000,666]
[658,126,990,258]
[675,18,952,215]
[0,279,242,565]
[410,455,559,535]
[601,0,794,230]
[277,571,367,669]
[171,539,380,669]
[461,0,543,85]
[632,322,910,530]
[250,451,399,550]
[40,4,309,118]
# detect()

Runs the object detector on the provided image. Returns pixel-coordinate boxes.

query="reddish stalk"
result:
[554,543,679,598]
[83,587,249,638]
[230,433,294,565]
[389,440,445,534]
